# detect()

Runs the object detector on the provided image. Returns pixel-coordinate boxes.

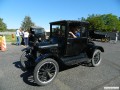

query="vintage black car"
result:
[89,30,110,42]
[29,26,46,42]
[20,20,104,86]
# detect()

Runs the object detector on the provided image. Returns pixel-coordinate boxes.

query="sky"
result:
[0,0,120,31]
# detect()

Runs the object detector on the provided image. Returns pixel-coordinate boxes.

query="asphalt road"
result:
[0,41,120,90]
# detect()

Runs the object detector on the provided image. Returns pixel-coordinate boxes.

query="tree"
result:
[86,14,120,32]
[86,14,105,31]
[101,14,120,32]
[0,18,7,32]
[78,17,86,21]
[21,16,35,31]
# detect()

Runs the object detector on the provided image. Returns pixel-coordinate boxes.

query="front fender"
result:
[35,54,49,63]
[21,47,31,54]
[21,47,31,51]
[35,54,59,63]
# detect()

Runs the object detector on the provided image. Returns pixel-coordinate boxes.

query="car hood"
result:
[38,43,58,49]
[37,38,59,49]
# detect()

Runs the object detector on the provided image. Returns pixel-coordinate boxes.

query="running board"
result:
[61,53,90,66]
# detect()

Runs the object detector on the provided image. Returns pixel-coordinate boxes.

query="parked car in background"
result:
[89,30,110,42]
[29,26,46,42]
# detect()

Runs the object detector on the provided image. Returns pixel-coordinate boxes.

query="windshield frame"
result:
[50,24,66,38]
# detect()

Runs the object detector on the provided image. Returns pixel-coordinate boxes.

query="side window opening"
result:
[52,25,65,37]
[80,26,87,37]
[68,26,81,39]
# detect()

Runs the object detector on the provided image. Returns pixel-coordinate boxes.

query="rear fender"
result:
[87,45,104,58]
[95,46,104,52]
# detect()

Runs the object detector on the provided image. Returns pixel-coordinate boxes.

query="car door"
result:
[65,37,87,56]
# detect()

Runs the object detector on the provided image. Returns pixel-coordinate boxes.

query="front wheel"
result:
[91,49,102,67]
[20,51,34,69]
[34,58,59,86]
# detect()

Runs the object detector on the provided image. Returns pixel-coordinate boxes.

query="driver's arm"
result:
[69,32,77,38]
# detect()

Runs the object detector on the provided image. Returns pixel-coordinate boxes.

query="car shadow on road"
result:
[20,69,39,86]
[59,62,91,72]
[13,61,23,69]
[13,61,39,86]
[13,61,90,86]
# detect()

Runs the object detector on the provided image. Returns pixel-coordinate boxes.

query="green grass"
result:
[5,35,16,42]
[5,35,21,43]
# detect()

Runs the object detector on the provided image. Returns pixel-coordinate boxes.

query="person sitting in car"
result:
[69,27,80,38]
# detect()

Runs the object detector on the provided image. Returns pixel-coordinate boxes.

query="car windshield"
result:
[51,25,65,37]
[50,25,65,43]
[34,28,45,34]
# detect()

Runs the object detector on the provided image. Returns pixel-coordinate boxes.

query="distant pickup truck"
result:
[89,30,110,42]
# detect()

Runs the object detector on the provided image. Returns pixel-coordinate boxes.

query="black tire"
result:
[34,58,59,86]
[20,51,33,69]
[91,49,102,67]
[106,37,110,42]
[101,38,105,42]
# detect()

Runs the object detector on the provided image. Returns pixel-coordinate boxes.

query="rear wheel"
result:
[101,38,105,42]
[91,49,102,67]
[34,58,59,86]
[106,37,110,42]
